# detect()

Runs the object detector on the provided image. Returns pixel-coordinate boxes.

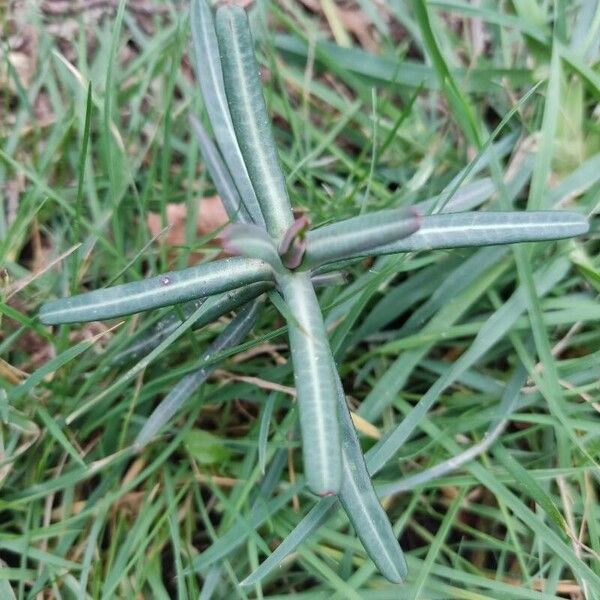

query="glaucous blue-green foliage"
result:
[39,0,589,585]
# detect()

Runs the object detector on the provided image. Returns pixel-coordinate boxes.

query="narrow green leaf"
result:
[65,297,223,424]
[0,302,53,342]
[411,488,466,598]
[493,444,567,533]
[429,0,548,42]
[547,151,600,207]
[198,565,221,600]
[0,539,81,571]
[73,81,93,245]
[216,5,294,240]
[258,393,277,474]
[242,362,408,587]
[378,362,527,496]
[304,207,420,268]
[188,114,250,223]
[188,482,304,573]
[365,257,571,471]
[110,282,270,365]
[78,512,106,595]
[528,45,561,210]
[102,0,127,202]
[278,272,342,495]
[0,573,17,600]
[570,242,600,293]
[362,211,588,258]
[39,257,273,324]
[335,368,407,583]
[417,177,495,214]
[410,0,481,146]
[190,0,264,225]
[8,334,108,403]
[310,272,347,288]
[133,300,260,450]
[36,406,86,468]
[0,390,7,424]
[242,258,573,585]
[240,499,335,587]
[274,34,533,92]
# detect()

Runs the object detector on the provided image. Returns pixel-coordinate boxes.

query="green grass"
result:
[1,0,599,597]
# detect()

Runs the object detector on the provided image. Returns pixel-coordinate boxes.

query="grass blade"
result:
[273,33,533,92]
[410,0,481,146]
[65,297,223,424]
[378,362,528,496]
[258,392,277,474]
[39,257,273,324]
[240,497,335,587]
[110,282,270,365]
[133,300,261,450]
[8,329,113,403]
[416,177,495,214]
[364,257,571,471]
[493,443,567,533]
[243,257,572,584]
[216,5,294,240]
[36,406,86,468]
[190,0,264,225]
[73,81,93,246]
[411,488,466,598]
[527,45,561,210]
[278,272,342,496]
[188,482,304,573]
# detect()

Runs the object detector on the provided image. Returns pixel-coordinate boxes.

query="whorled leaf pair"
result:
[40,0,588,584]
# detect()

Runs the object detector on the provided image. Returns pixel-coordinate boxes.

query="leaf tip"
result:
[409,205,422,226]
[318,490,337,498]
[278,215,310,269]
[571,213,590,236]
[221,223,242,256]
[38,302,60,326]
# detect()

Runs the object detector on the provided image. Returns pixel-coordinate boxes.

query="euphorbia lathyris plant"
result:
[40,0,589,584]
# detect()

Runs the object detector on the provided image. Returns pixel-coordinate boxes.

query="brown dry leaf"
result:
[0,358,27,385]
[0,19,38,96]
[147,196,229,263]
[338,8,379,53]
[41,0,169,16]
[4,173,25,228]
[298,0,320,12]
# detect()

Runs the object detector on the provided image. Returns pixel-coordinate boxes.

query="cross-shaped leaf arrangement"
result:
[40,0,589,584]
